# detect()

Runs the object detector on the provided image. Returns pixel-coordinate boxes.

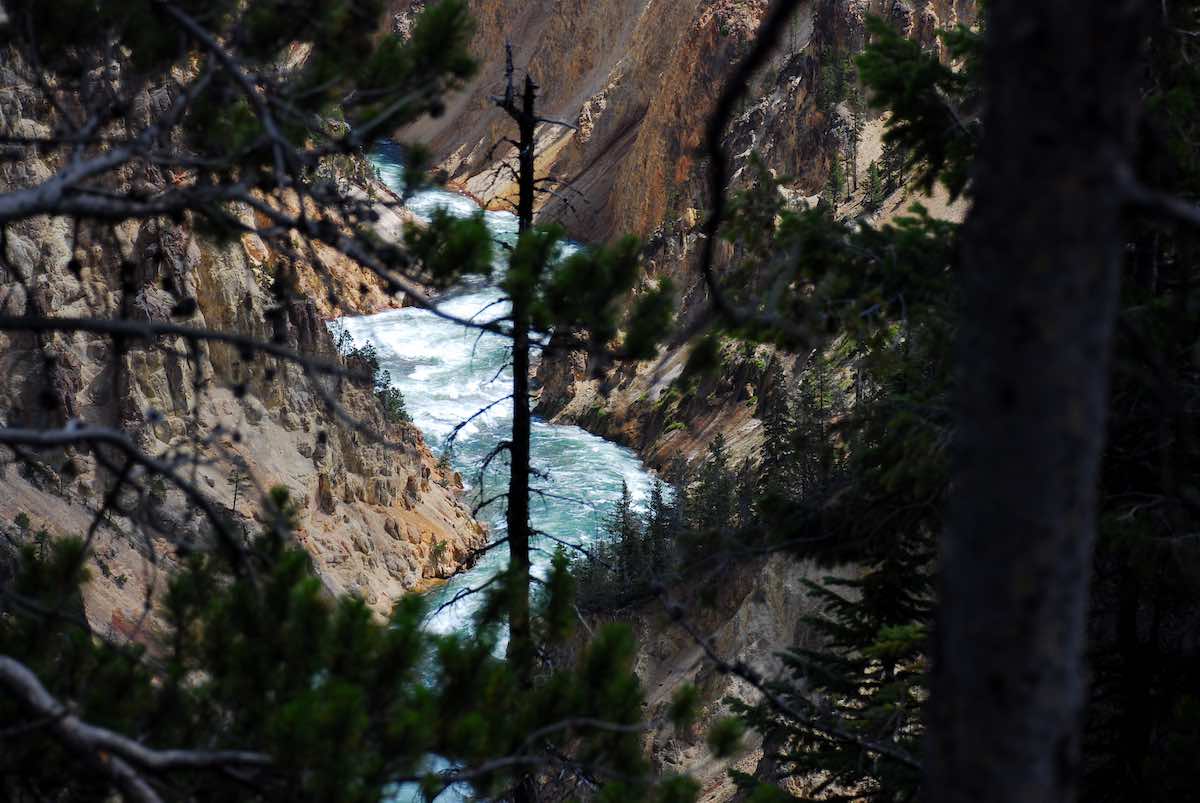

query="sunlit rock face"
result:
[0,71,486,632]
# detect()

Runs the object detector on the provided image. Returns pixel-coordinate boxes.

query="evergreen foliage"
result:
[756,362,800,502]
[1078,7,1200,799]
[824,157,846,205]
[0,488,663,802]
[6,2,1200,800]
[718,12,1198,803]
[816,52,856,114]
[856,17,979,200]
[573,439,756,612]
[863,160,885,210]
[569,14,967,798]
[0,3,682,800]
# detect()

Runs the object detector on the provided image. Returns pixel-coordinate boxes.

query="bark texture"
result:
[927,3,1146,802]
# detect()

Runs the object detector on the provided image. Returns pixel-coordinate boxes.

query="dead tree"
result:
[490,44,576,685]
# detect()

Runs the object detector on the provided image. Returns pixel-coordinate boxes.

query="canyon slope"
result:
[0,74,485,634]
[394,0,973,470]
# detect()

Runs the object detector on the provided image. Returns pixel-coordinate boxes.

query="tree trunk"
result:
[503,70,539,687]
[926,4,1145,803]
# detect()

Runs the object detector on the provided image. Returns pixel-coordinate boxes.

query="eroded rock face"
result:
[398,0,760,242]
[393,0,973,468]
[399,0,971,241]
[0,79,486,631]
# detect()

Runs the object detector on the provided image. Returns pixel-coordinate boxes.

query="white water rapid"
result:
[336,140,657,637]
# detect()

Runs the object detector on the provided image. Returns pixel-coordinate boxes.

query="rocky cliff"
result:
[0,70,486,636]
[392,0,972,469]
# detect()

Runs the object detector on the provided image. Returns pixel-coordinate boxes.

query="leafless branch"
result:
[0,656,271,803]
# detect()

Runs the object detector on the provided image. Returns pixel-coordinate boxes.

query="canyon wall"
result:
[390,2,974,794]
[394,0,973,470]
[0,72,485,636]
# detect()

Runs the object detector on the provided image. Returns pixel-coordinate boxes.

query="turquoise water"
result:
[338,141,656,637]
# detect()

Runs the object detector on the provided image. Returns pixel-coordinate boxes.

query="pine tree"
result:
[792,351,840,500]
[490,45,674,692]
[825,157,846,206]
[679,435,737,572]
[879,139,906,195]
[757,362,800,504]
[0,485,667,803]
[0,6,681,801]
[849,112,864,192]
[734,458,757,530]
[687,434,734,534]
[864,160,886,211]
[605,480,643,583]
[734,531,932,800]
[645,479,679,575]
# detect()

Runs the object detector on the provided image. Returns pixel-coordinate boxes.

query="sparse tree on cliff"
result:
[825,156,846,205]
[644,478,679,572]
[863,160,885,210]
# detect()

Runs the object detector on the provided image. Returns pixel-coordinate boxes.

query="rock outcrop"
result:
[0,67,485,635]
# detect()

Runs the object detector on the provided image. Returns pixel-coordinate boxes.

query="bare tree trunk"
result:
[927,4,1146,803]
[498,54,539,690]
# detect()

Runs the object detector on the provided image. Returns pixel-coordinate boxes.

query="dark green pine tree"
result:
[606,480,643,584]
[644,479,680,577]
[756,361,800,509]
[680,434,737,570]
[825,157,846,206]
[0,486,670,803]
[792,351,840,501]
[864,160,886,211]
[686,434,735,534]
[734,458,757,531]
[880,141,904,194]
[734,534,932,802]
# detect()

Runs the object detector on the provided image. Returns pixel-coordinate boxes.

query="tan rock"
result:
[316,472,338,514]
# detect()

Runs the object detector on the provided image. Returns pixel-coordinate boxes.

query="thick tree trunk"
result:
[926,4,1145,803]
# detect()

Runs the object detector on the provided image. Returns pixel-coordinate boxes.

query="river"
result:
[336,141,657,638]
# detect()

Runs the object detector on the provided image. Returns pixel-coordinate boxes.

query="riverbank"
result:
[337,144,662,633]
